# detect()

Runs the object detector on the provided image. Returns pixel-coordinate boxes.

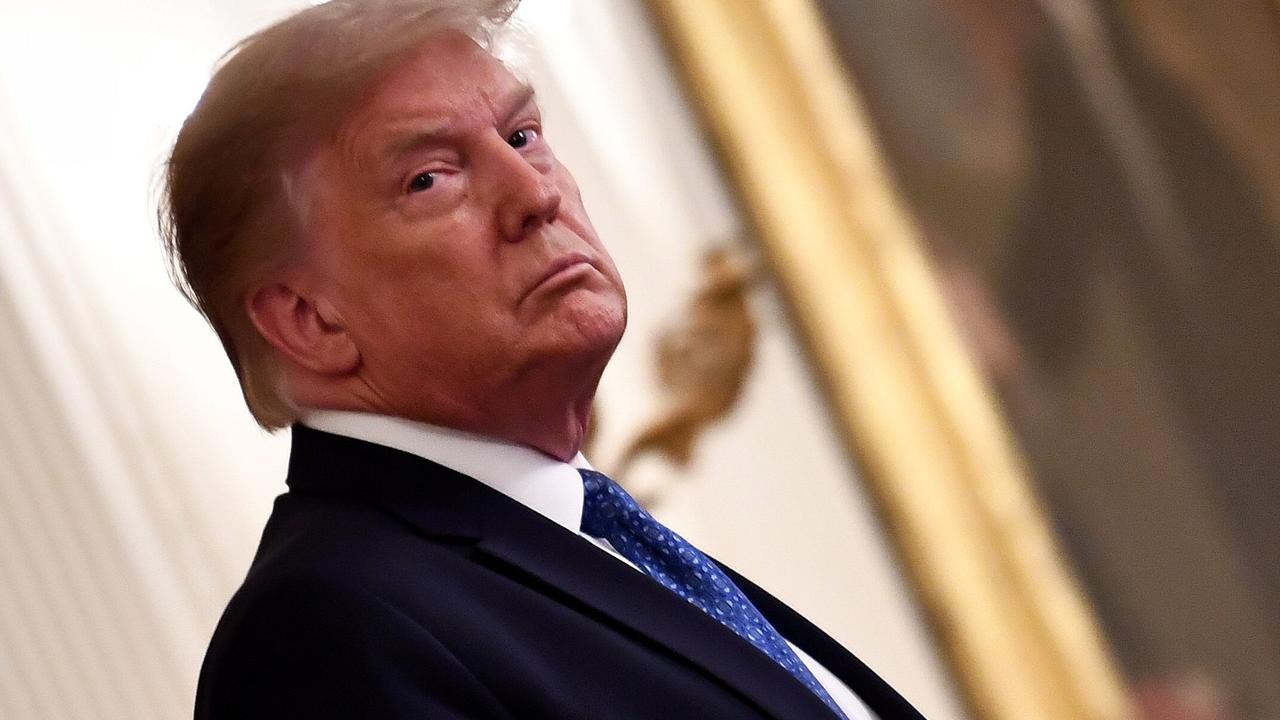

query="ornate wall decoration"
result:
[611,245,758,504]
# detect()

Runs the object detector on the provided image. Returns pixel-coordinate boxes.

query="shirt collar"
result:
[300,409,591,534]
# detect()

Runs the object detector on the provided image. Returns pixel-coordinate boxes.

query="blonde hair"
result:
[159,0,520,429]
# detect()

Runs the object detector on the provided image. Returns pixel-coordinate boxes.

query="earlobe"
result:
[247,283,360,375]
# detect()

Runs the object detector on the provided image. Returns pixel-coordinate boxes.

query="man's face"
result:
[301,31,626,431]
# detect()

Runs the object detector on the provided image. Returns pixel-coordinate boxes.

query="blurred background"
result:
[0,1,1276,719]
[808,1,1280,717]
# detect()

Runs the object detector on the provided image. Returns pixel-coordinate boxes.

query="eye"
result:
[507,128,538,149]
[407,172,435,193]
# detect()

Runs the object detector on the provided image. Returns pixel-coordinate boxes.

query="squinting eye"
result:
[407,172,435,193]
[507,128,537,149]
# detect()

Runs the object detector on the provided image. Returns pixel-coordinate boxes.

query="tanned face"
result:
[296,31,627,456]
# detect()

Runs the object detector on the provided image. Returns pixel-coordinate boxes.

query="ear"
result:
[247,282,360,375]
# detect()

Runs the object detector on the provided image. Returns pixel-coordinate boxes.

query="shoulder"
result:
[196,572,505,719]
[203,494,432,678]
[196,496,505,719]
[217,489,477,633]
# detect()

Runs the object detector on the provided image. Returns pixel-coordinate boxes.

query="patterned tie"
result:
[578,469,848,719]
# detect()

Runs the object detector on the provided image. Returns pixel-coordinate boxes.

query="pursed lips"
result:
[519,252,593,305]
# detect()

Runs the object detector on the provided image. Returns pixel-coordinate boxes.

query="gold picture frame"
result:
[643,1,1132,718]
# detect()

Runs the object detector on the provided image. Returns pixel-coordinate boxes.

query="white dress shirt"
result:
[303,410,876,720]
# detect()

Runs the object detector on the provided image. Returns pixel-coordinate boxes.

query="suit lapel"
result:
[287,426,879,720]
[721,564,927,720]
[471,509,842,720]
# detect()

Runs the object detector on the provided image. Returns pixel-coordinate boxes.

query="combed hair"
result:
[159,0,520,429]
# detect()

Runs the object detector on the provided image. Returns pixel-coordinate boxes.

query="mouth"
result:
[520,253,593,304]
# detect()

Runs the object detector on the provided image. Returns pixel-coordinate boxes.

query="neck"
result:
[290,357,606,462]
[498,390,596,461]
[473,359,603,460]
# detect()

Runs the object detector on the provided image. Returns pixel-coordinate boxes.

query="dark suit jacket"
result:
[195,425,926,719]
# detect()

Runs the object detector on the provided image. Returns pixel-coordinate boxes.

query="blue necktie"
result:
[578,469,848,719]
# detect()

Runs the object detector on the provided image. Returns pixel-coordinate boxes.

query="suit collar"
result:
[301,410,592,533]
[285,425,847,720]
[286,423,487,540]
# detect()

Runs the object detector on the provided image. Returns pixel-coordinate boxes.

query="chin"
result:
[544,288,627,360]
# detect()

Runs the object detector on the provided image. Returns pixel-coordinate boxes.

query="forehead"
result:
[356,31,526,133]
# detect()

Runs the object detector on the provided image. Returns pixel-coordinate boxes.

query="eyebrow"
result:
[497,83,539,130]
[380,83,538,167]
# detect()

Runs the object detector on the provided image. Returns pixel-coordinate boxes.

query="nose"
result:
[493,143,562,242]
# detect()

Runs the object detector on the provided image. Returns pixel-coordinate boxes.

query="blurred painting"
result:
[810,0,1280,718]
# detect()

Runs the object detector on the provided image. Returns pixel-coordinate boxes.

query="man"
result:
[164,1,925,718]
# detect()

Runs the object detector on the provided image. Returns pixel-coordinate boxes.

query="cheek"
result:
[556,196,621,286]
[556,168,592,219]
[363,253,507,342]
[331,240,442,331]
[342,216,470,295]
[552,173,611,258]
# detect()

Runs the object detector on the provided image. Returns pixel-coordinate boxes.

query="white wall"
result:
[0,1,966,718]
